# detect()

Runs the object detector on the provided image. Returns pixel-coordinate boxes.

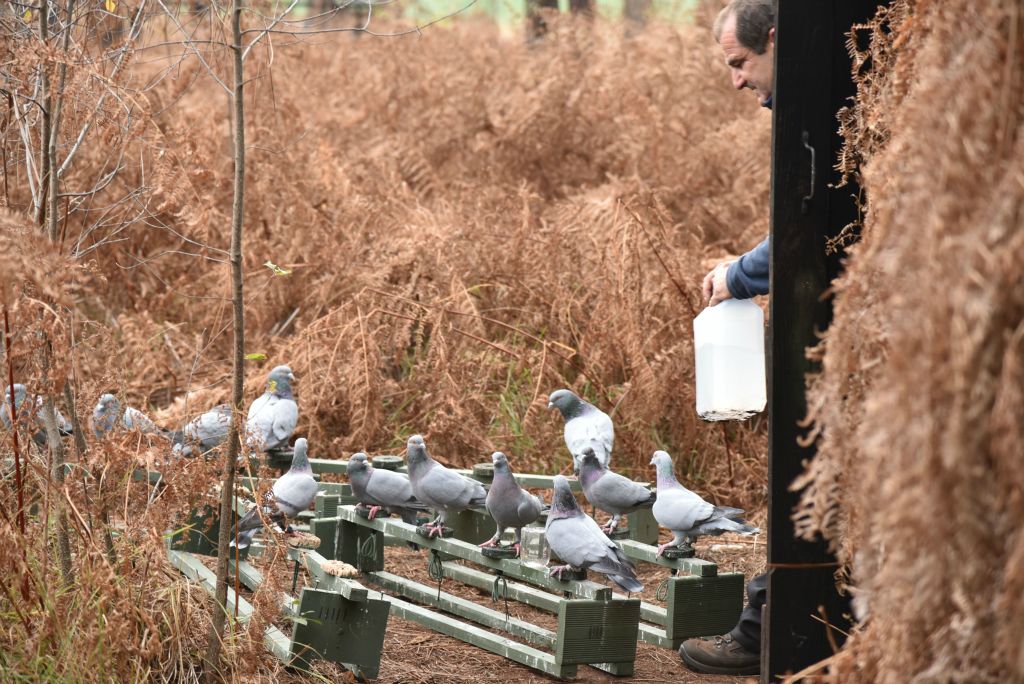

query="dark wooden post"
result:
[765,0,884,679]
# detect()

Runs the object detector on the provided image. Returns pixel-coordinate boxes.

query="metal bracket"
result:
[802,130,816,213]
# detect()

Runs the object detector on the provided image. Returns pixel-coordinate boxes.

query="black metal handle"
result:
[801,130,816,213]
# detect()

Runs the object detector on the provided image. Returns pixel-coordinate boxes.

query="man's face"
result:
[718,12,775,106]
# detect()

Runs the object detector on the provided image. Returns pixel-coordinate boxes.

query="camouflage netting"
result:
[793,0,1024,680]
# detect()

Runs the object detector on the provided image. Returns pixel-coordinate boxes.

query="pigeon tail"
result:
[230,527,259,549]
[609,574,644,593]
[697,517,759,537]
[714,505,746,520]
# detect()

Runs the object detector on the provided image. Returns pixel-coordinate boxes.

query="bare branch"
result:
[56,0,151,177]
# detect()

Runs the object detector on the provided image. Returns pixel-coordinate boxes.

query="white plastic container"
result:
[693,298,767,421]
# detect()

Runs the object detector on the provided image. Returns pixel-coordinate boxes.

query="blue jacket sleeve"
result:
[726,236,770,299]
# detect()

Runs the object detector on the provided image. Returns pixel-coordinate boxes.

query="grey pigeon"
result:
[346,452,427,524]
[578,449,656,535]
[3,384,73,447]
[544,475,643,593]
[650,450,759,556]
[245,365,298,452]
[231,437,318,549]
[91,393,166,439]
[547,389,614,473]
[170,404,232,457]
[405,434,487,538]
[482,451,544,555]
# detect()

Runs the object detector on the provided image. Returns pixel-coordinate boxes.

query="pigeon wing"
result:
[272,470,318,517]
[367,469,419,508]
[590,472,655,515]
[269,399,298,448]
[653,487,715,532]
[417,466,486,510]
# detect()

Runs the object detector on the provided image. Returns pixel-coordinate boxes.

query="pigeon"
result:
[650,450,759,556]
[405,434,487,538]
[91,393,166,439]
[3,384,73,447]
[245,365,298,452]
[231,437,318,549]
[578,449,656,535]
[482,451,544,555]
[547,388,614,474]
[544,475,643,593]
[346,452,427,524]
[170,404,232,457]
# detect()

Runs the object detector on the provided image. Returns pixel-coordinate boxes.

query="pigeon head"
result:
[550,475,582,519]
[4,384,27,408]
[547,389,583,419]
[650,450,679,486]
[406,434,428,467]
[290,437,310,471]
[491,451,511,473]
[93,393,121,433]
[266,365,296,396]
[96,393,120,413]
[347,452,370,477]
[2,384,29,428]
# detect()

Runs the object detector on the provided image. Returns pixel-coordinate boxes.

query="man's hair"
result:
[713,0,775,55]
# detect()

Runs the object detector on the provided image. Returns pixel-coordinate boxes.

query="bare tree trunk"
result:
[203,0,246,677]
[35,0,74,587]
[526,0,558,41]
[624,0,651,31]
[39,355,74,586]
[48,0,74,242]
[36,0,51,226]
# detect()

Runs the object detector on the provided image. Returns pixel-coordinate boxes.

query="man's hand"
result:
[702,262,734,307]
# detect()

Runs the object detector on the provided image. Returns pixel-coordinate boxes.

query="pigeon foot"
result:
[479,537,499,548]
[367,505,383,521]
[547,564,574,580]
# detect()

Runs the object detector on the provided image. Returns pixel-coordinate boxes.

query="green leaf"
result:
[245,352,267,361]
[264,260,292,276]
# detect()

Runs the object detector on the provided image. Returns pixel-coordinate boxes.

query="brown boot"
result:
[679,634,759,676]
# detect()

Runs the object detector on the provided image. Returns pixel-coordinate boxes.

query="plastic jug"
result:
[693,298,767,421]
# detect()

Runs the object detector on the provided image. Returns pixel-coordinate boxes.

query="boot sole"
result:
[679,647,760,676]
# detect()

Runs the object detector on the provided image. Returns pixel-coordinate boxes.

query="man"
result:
[701,0,773,308]
[679,0,774,676]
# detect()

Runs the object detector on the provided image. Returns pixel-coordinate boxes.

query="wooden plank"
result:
[444,561,671,648]
[441,563,562,613]
[287,548,369,602]
[331,506,614,600]
[167,550,292,661]
[616,540,718,577]
[379,593,575,679]
[369,570,556,648]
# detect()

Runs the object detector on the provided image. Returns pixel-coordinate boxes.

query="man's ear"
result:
[768,26,775,49]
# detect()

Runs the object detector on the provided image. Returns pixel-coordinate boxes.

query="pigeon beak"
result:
[546,401,554,409]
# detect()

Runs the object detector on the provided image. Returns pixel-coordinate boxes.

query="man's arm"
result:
[726,236,770,299]
[702,237,770,305]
